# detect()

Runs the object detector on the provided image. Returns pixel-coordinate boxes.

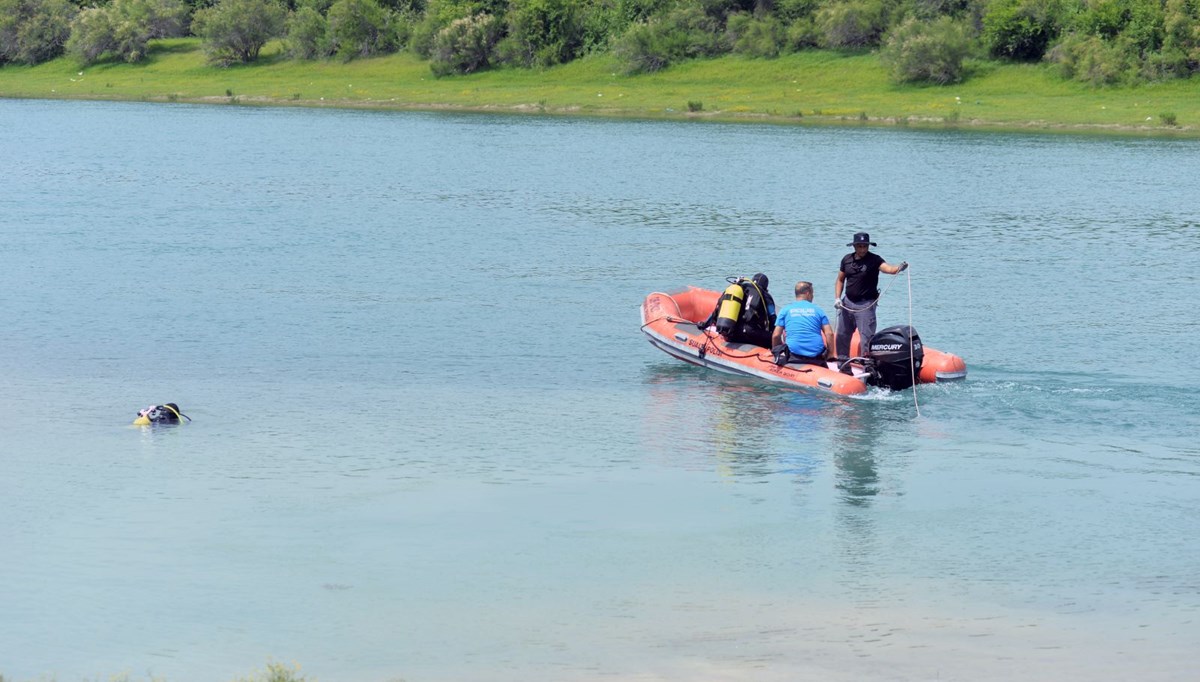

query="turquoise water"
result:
[2,99,1199,681]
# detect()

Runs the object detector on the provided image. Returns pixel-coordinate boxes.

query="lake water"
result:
[1,99,1198,682]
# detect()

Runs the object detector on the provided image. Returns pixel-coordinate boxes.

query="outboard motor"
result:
[864,325,924,391]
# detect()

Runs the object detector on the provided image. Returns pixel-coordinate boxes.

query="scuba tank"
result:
[714,281,745,335]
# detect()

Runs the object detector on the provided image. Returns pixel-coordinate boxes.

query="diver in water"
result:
[700,273,776,348]
[133,403,191,426]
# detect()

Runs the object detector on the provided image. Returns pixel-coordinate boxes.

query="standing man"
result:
[834,232,907,363]
[772,281,835,367]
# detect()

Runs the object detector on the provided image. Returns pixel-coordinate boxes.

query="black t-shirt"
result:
[840,252,885,303]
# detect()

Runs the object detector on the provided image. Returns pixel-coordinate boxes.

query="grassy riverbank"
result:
[2,38,1199,135]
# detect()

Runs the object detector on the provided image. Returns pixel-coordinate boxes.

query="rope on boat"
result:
[642,312,773,363]
[906,268,921,417]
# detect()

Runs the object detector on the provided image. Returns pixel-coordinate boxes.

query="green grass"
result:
[2,38,1199,135]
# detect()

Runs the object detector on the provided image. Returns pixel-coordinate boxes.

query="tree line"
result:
[2,0,1199,84]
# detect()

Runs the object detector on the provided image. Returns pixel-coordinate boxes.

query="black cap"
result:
[848,232,877,246]
[752,273,768,290]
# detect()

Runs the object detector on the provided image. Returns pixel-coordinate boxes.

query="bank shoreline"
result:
[2,39,1198,138]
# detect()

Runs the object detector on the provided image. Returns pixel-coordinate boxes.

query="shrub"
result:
[1159,111,1177,125]
[429,11,500,75]
[409,0,466,56]
[1162,0,1200,67]
[726,11,786,56]
[0,0,78,64]
[327,0,397,59]
[816,0,889,48]
[286,5,333,57]
[1046,32,1131,84]
[981,0,1064,60]
[776,0,819,22]
[192,0,286,65]
[498,0,584,67]
[784,16,820,48]
[881,15,972,83]
[65,0,188,64]
[611,4,723,73]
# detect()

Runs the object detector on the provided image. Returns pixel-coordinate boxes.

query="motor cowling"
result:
[865,325,924,391]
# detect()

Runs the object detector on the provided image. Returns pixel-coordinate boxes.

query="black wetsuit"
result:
[702,279,776,348]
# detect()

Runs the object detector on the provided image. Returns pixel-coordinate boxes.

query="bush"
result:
[784,16,821,48]
[498,0,584,67]
[611,4,723,73]
[726,11,786,56]
[776,0,819,22]
[429,11,500,75]
[0,0,78,64]
[192,0,286,64]
[286,5,333,57]
[65,0,188,64]
[327,0,397,59]
[881,15,972,83]
[576,0,676,54]
[816,0,889,48]
[409,0,469,56]
[1046,32,1132,84]
[981,0,1064,60]
[1163,0,1200,66]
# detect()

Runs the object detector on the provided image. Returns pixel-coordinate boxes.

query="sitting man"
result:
[700,273,776,348]
[771,281,835,367]
[133,403,190,426]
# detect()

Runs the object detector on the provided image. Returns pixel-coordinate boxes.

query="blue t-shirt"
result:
[775,300,830,357]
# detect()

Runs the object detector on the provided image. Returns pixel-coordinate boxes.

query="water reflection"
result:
[642,365,859,485]
[830,405,883,506]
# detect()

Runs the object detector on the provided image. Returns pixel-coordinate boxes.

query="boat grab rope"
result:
[641,313,773,363]
[697,327,775,363]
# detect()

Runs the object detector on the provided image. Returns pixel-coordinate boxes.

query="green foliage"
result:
[687,98,703,109]
[327,0,398,59]
[784,16,821,47]
[726,11,787,56]
[0,0,79,64]
[816,0,890,48]
[286,5,334,56]
[981,0,1066,60]
[881,15,972,82]
[1047,31,1130,82]
[192,0,286,64]
[429,11,500,74]
[409,0,484,56]
[1069,0,1164,52]
[776,0,819,22]
[1159,110,1177,124]
[612,4,723,73]
[65,0,188,64]
[498,0,584,67]
[1160,0,1200,73]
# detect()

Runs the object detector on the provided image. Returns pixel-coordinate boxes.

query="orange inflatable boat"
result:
[640,287,966,396]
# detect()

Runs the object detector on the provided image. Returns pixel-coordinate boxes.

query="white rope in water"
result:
[907,268,921,417]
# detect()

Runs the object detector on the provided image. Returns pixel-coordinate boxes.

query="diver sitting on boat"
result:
[771,281,836,367]
[133,403,191,426]
[699,273,776,348]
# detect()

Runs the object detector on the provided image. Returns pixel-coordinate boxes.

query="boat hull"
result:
[640,287,966,394]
